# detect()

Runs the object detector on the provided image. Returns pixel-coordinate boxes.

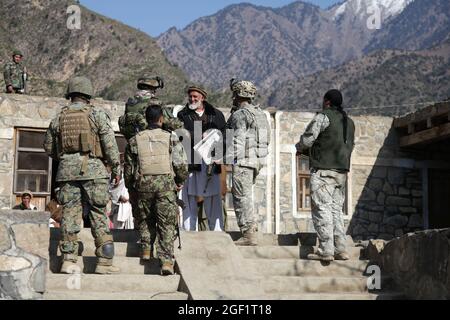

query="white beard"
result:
[188,101,201,110]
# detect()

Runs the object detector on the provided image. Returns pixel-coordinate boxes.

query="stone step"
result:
[44,290,189,300]
[49,256,162,275]
[49,241,140,258]
[263,292,406,300]
[229,231,354,247]
[248,259,369,277]
[239,246,365,260]
[50,228,139,243]
[46,274,180,292]
[260,276,392,294]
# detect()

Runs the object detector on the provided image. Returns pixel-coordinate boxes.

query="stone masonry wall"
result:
[0,210,49,299]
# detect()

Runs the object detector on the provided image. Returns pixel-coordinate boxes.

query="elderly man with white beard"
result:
[177,86,226,232]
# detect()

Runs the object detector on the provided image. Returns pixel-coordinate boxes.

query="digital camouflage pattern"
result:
[44,100,120,260]
[44,102,121,181]
[124,127,188,251]
[119,90,183,140]
[231,165,258,232]
[57,179,112,259]
[230,79,257,99]
[138,191,178,264]
[3,61,26,90]
[310,170,347,256]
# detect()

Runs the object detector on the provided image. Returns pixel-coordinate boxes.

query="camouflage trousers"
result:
[57,179,112,259]
[232,165,258,232]
[310,170,348,256]
[138,191,177,265]
[130,189,156,248]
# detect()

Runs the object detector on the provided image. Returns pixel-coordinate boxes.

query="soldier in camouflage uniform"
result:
[3,50,28,94]
[296,89,355,262]
[44,76,122,274]
[119,76,183,260]
[124,105,188,275]
[226,80,271,246]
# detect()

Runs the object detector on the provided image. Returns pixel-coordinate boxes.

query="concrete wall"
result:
[0,210,49,299]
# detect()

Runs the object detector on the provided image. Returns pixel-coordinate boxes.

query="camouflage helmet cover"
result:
[138,76,164,90]
[12,49,23,57]
[65,76,94,99]
[230,78,257,99]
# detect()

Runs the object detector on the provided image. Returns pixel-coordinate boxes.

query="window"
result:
[297,155,311,211]
[14,129,52,196]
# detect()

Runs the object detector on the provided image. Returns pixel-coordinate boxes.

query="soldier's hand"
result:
[176,184,183,192]
[113,175,121,187]
[6,85,13,93]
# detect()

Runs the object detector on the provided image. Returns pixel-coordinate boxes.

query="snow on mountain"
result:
[331,0,415,21]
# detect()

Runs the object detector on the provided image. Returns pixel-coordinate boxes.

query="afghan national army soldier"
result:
[3,50,28,94]
[124,105,188,275]
[226,79,271,246]
[44,76,122,274]
[119,76,183,260]
[296,89,355,262]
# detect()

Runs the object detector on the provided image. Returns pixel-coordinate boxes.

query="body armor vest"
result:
[241,104,271,159]
[136,129,172,176]
[59,106,103,158]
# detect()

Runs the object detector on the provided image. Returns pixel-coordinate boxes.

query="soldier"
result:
[3,50,28,94]
[119,76,183,260]
[124,105,188,275]
[13,191,37,210]
[296,89,355,262]
[226,80,271,246]
[44,76,121,274]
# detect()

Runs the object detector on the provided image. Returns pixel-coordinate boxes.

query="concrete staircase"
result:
[45,229,188,300]
[230,232,405,300]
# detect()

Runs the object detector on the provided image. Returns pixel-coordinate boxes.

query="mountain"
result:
[268,39,450,116]
[157,0,422,90]
[0,0,190,103]
[365,0,450,53]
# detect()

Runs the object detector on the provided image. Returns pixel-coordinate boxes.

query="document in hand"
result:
[193,129,222,165]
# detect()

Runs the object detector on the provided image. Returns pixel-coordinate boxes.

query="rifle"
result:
[203,163,216,193]
[175,195,186,250]
[21,67,27,94]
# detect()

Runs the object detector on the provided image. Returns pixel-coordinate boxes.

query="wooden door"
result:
[429,169,450,229]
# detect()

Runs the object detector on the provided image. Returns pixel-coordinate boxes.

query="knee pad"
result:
[96,242,115,259]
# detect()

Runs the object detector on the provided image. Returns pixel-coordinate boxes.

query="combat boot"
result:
[161,261,174,276]
[334,252,350,261]
[234,229,258,246]
[141,245,154,261]
[95,258,121,275]
[60,254,80,274]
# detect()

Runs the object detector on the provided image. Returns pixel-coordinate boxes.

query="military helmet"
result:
[230,78,257,99]
[12,49,23,57]
[137,76,164,90]
[65,76,94,99]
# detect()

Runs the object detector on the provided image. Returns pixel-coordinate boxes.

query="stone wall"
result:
[0,210,49,300]
[376,229,450,300]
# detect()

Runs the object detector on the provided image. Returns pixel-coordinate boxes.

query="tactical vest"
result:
[135,129,172,176]
[119,96,161,140]
[310,108,355,171]
[241,104,271,159]
[59,106,103,158]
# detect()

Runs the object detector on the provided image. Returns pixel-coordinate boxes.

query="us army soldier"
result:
[226,79,271,246]
[44,76,121,274]
[119,76,183,260]
[124,105,188,275]
[3,50,28,94]
[296,89,355,262]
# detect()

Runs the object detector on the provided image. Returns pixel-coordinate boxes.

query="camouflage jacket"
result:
[3,61,26,89]
[124,126,188,193]
[226,102,263,170]
[120,91,183,140]
[44,102,121,182]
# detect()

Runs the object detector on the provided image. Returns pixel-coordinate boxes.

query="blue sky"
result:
[81,0,340,37]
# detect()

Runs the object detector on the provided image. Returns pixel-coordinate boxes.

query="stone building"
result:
[1,93,449,241]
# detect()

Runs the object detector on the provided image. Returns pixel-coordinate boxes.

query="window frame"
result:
[14,128,52,197]
[297,154,312,212]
